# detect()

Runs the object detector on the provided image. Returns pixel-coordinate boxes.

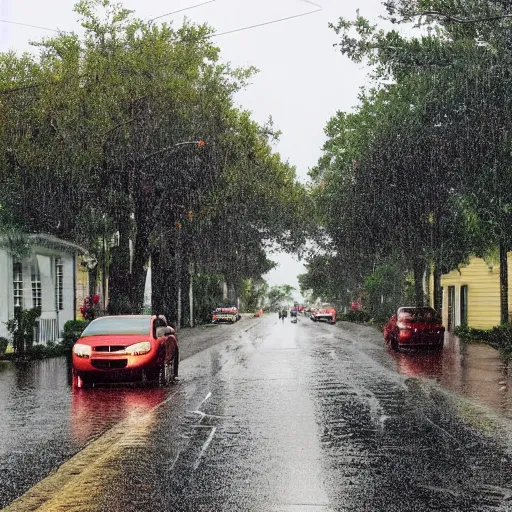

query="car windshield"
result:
[80,317,151,337]
[398,308,441,323]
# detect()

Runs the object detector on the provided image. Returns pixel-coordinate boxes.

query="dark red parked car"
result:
[72,314,179,388]
[384,307,445,351]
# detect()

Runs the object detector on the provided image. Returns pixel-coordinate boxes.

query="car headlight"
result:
[73,343,92,358]
[126,342,151,356]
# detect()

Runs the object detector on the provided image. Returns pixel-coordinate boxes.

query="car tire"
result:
[173,350,179,380]
[391,336,399,351]
[72,370,91,389]
[159,350,179,387]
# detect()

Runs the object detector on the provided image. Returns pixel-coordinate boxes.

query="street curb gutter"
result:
[241,318,263,333]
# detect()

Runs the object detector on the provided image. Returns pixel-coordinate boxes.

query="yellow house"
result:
[75,257,90,319]
[431,254,512,331]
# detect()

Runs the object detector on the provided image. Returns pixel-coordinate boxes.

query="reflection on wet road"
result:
[0,357,167,508]
[4,318,512,511]
[391,332,512,417]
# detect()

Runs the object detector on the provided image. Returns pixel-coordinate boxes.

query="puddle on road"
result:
[391,333,512,417]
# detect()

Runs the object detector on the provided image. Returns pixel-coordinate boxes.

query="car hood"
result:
[76,335,153,347]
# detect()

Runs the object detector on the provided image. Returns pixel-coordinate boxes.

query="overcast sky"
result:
[1,0,387,301]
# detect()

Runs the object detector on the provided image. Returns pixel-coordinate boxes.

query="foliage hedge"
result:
[454,324,512,360]
[62,320,89,350]
[339,310,372,323]
[0,337,8,357]
[26,342,69,359]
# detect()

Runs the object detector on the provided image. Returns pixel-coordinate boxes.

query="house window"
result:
[55,258,64,310]
[31,262,42,308]
[460,285,468,326]
[13,261,23,308]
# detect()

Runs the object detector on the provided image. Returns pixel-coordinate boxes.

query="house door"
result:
[460,285,468,326]
[448,286,456,331]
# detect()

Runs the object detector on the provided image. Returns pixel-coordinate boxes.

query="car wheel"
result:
[72,370,91,389]
[159,350,179,386]
[158,363,169,387]
[172,350,179,380]
[391,336,399,351]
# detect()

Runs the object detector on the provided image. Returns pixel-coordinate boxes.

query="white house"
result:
[0,234,89,344]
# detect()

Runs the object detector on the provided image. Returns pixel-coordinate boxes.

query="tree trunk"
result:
[108,212,132,314]
[433,264,442,313]
[152,239,180,325]
[151,246,163,315]
[189,262,194,328]
[176,241,182,330]
[130,205,152,313]
[130,251,149,313]
[500,237,509,325]
[413,258,425,307]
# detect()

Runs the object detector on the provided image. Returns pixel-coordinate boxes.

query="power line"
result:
[0,19,61,33]
[0,1,323,94]
[208,1,323,38]
[0,0,218,34]
[151,0,217,21]
[1,0,322,38]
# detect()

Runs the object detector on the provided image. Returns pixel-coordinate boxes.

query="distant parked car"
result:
[72,315,179,388]
[212,307,239,324]
[384,307,445,351]
[311,307,336,324]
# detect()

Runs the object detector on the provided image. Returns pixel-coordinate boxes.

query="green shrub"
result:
[454,324,491,343]
[454,323,512,361]
[26,342,68,360]
[339,310,372,323]
[62,319,89,350]
[0,337,8,357]
[27,344,46,360]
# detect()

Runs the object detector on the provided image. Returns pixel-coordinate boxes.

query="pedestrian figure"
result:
[278,311,282,320]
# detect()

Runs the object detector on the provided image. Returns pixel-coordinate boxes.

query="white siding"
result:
[0,250,10,339]
[0,245,78,345]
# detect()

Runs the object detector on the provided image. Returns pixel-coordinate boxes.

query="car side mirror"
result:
[156,326,175,338]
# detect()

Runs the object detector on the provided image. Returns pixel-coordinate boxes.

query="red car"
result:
[311,307,336,324]
[72,315,179,388]
[384,306,445,351]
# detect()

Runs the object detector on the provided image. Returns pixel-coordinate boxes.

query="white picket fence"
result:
[33,315,59,345]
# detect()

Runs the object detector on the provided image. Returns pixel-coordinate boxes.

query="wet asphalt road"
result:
[5,317,512,511]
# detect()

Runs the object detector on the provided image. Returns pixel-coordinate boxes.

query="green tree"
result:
[303,0,512,322]
[0,0,307,322]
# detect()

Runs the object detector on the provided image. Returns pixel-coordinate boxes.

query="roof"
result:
[27,234,90,254]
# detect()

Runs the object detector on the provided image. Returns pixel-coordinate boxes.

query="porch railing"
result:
[33,314,59,345]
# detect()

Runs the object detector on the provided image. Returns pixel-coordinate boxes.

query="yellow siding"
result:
[435,252,512,330]
[441,258,500,329]
[76,257,89,320]
[429,272,434,307]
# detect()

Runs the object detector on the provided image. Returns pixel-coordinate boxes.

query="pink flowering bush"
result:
[80,294,101,321]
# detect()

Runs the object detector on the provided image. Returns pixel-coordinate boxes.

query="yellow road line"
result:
[3,391,178,512]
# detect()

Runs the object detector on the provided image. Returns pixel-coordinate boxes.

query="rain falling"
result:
[2,0,512,510]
